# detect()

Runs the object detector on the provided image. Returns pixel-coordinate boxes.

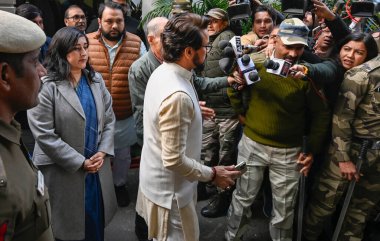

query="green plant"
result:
[141,0,229,27]
[192,0,229,15]
[140,0,173,27]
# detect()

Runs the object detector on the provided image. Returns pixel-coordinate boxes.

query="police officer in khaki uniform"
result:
[0,10,54,241]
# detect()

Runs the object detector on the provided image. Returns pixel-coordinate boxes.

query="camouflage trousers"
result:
[225,134,301,241]
[304,142,380,241]
[201,117,240,167]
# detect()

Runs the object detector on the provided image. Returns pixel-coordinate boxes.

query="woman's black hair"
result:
[335,32,378,64]
[44,27,95,82]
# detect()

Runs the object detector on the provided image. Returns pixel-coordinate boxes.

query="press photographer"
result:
[227,0,284,38]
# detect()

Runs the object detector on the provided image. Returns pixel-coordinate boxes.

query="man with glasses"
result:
[129,16,242,241]
[196,8,241,219]
[136,13,241,241]
[64,5,87,33]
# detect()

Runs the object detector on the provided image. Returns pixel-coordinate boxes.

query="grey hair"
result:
[147,17,168,37]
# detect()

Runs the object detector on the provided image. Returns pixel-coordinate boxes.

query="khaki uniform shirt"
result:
[0,119,53,241]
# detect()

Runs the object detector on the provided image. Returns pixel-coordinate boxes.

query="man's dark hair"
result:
[162,13,209,63]
[253,5,276,23]
[0,53,26,77]
[15,3,43,20]
[64,5,84,19]
[336,32,378,62]
[98,2,125,19]
[45,27,95,82]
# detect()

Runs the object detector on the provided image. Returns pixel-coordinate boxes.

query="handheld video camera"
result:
[227,0,252,22]
[281,0,313,16]
[218,36,261,88]
[264,58,295,78]
[350,0,379,17]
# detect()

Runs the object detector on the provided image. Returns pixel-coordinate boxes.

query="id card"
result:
[37,170,45,196]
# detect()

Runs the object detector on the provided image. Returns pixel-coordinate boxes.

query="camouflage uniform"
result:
[304,55,380,241]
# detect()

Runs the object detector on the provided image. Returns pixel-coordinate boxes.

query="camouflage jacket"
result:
[332,55,380,162]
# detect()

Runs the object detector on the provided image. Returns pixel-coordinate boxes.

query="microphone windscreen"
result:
[219,58,234,75]
[264,59,280,70]
[248,71,259,82]
[241,54,250,66]
[223,46,235,58]
[218,40,230,50]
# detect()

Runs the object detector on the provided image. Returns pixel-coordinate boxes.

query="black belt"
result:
[353,137,380,150]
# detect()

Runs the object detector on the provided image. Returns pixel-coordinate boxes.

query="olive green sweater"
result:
[228,62,331,153]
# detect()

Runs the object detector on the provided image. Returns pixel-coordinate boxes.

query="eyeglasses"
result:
[203,44,213,53]
[66,15,86,22]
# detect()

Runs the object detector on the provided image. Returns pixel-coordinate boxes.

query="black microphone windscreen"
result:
[248,71,259,82]
[219,58,234,75]
[223,46,235,58]
[264,59,280,70]
[218,40,230,50]
[241,55,250,66]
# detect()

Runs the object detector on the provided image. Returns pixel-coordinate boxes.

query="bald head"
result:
[147,17,168,60]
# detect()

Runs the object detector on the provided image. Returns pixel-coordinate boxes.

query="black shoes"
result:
[135,213,152,241]
[114,185,130,207]
[201,192,231,218]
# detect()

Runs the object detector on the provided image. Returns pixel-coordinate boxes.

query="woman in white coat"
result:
[28,27,116,241]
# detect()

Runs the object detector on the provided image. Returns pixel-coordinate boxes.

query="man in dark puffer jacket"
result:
[198,8,241,218]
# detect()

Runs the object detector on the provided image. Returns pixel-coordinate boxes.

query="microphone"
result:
[223,46,235,58]
[236,54,260,85]
[219,58,235,75]
[242,44,259,53]
[218,40,231,50]
[264,59,280,70]
[218,36,260,86]
[229,36,243,57]
[264,57,293,78]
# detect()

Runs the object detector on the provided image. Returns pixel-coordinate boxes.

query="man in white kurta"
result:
[136,13,240,241]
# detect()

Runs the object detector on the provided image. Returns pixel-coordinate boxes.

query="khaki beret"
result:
[0,10,46,54]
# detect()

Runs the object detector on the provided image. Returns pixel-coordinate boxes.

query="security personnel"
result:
[0,10,54,241]
[304,53,380,241]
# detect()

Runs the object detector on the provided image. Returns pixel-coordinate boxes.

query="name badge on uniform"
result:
[37,170,44,196]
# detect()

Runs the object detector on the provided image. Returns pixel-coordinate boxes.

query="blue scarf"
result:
[75,74,104,241]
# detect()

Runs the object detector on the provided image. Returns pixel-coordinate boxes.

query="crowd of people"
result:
[0,0,379,241]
